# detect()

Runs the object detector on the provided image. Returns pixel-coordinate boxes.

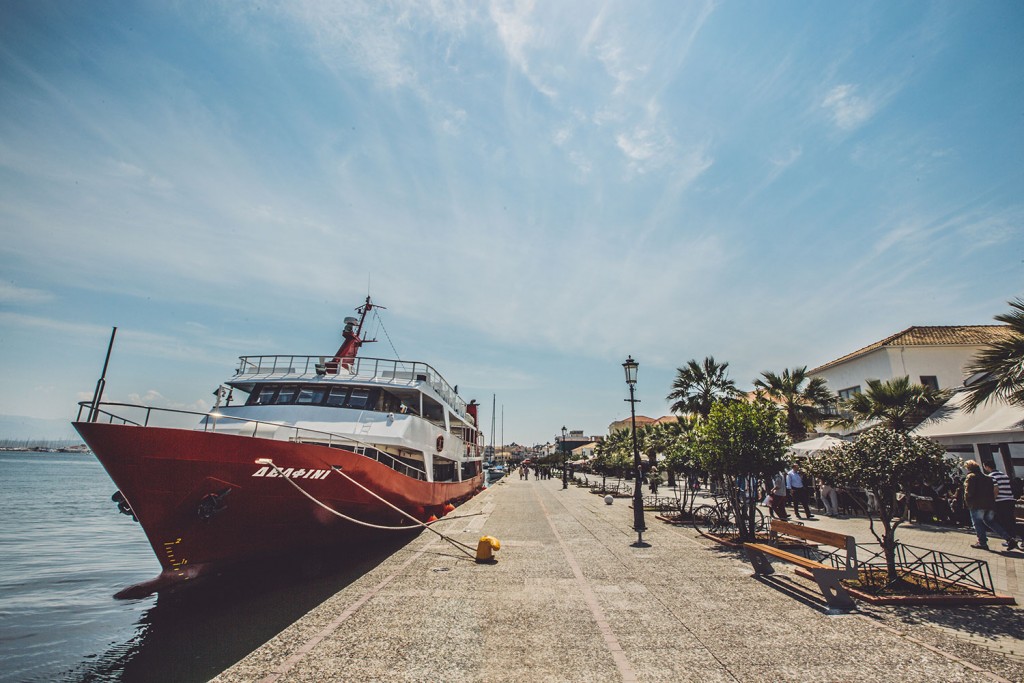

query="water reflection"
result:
[60,537,415,682]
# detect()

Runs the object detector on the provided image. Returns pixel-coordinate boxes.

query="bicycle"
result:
[691,495,765,537]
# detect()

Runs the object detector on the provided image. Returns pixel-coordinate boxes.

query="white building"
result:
[808,324,1023,478]
[808,325,1008,400]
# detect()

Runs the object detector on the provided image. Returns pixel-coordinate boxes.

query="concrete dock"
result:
[215,477,1024,682]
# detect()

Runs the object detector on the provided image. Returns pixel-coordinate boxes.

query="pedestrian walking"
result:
[963,460,1016,550]
[786,462,815,520]
[769,471,790,521]
[984,463,1020,550]
[819,481,840,517]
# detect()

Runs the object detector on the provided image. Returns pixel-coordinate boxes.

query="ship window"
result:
[326,387,349,407]
[380,391,402,413]
[422,396,444,424]
[275,386,298,404]
[347,389,372,409]
[251,385,278,405]
[297,387,328,404]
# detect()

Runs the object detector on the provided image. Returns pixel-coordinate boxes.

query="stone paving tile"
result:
[215,478,1024,682]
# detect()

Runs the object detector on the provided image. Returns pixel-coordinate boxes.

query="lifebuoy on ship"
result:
[436,435,444,452]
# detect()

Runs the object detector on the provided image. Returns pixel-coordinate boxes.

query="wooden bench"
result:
[744,519,858,609]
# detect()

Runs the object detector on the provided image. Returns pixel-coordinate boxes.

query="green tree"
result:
[806,428,953,583]
[660,420,701,512]
[639,421,680,467]
[593,429,632,485]
[963,298,1024,411]
[753,366,836,440]
[691,401,789,540]
[832,376,951,433]
[666,356,740,419]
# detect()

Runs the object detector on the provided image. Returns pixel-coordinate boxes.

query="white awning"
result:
[789,435,846,457]
[913,392,1024,443]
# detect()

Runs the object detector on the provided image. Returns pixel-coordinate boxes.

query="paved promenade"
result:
[215,477,1024,682]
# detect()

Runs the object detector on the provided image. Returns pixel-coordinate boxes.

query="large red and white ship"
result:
[74,298,485,597]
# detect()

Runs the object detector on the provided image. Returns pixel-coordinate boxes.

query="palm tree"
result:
[832,376,951,433]
[963,298,1024,411]
[753,366,835,441]
[595,429,632,476]
[666,356,740,419]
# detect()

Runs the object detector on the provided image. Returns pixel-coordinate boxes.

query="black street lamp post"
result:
[623,356,649,547]
[561,425,569,489]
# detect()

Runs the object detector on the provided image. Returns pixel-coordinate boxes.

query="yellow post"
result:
[475,536,501,563]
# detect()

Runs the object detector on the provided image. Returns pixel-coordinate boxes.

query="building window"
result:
[837,386,861,401]
[920,376,939,391]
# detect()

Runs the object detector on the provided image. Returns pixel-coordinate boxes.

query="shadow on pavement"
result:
[885,604,1024,642]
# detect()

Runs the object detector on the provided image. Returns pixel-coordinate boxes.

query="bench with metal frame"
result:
[744,518,858,609]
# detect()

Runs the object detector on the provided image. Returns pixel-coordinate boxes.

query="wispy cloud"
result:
[1,1,1019,442]
[0,312,235,366]
[615,101,678,177]
[0,283,54,305]
[822,84,876,130]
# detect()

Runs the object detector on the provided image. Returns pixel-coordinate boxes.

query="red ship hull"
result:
[73,422,483,597]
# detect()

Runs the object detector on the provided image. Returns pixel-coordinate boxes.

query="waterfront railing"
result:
[75,401,430,481]
[233,355,468,419]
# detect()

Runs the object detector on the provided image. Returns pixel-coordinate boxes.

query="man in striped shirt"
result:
[984,463,1019,550]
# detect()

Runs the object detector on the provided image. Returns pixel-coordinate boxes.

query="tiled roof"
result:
[810,325,1011,374]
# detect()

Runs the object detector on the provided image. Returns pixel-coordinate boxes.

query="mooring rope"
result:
[255,459,476,558]
[328,464,478,557]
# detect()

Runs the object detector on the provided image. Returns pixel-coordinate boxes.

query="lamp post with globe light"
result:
[561,426,569,489]
[623,356,649,547]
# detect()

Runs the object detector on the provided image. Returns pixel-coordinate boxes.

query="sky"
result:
[1,1,1022,446]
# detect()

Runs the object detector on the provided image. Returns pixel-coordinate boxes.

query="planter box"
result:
[793,567,1017,606]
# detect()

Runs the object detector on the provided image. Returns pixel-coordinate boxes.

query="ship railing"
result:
[234,355,468,418]
[76,401,429,480]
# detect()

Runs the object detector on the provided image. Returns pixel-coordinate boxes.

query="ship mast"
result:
[329,296,377,370]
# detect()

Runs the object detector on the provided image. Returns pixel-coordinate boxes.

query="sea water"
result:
[0,451,412,682]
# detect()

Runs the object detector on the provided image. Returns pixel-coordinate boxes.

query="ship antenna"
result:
[373,308,401,360]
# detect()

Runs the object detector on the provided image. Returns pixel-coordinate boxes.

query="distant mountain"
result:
[0,414,81,443]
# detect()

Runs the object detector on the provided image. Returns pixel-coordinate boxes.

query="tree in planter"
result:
[593,431,631,491]
[651,418,690,487]
[691,401,789,541]
[806,427,954,584]
[661,425,700,515]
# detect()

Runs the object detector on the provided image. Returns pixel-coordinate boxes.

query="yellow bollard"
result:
[475,535,501,563]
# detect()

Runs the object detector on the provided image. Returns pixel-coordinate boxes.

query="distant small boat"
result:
[486,464,506,482]
[75,297,485,597]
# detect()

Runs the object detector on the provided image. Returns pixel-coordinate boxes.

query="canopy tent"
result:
[788,434,846,457]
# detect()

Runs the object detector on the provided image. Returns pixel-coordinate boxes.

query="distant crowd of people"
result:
[517,464,561,480]
[761,460,1021,551]
[511,457,1022,553]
